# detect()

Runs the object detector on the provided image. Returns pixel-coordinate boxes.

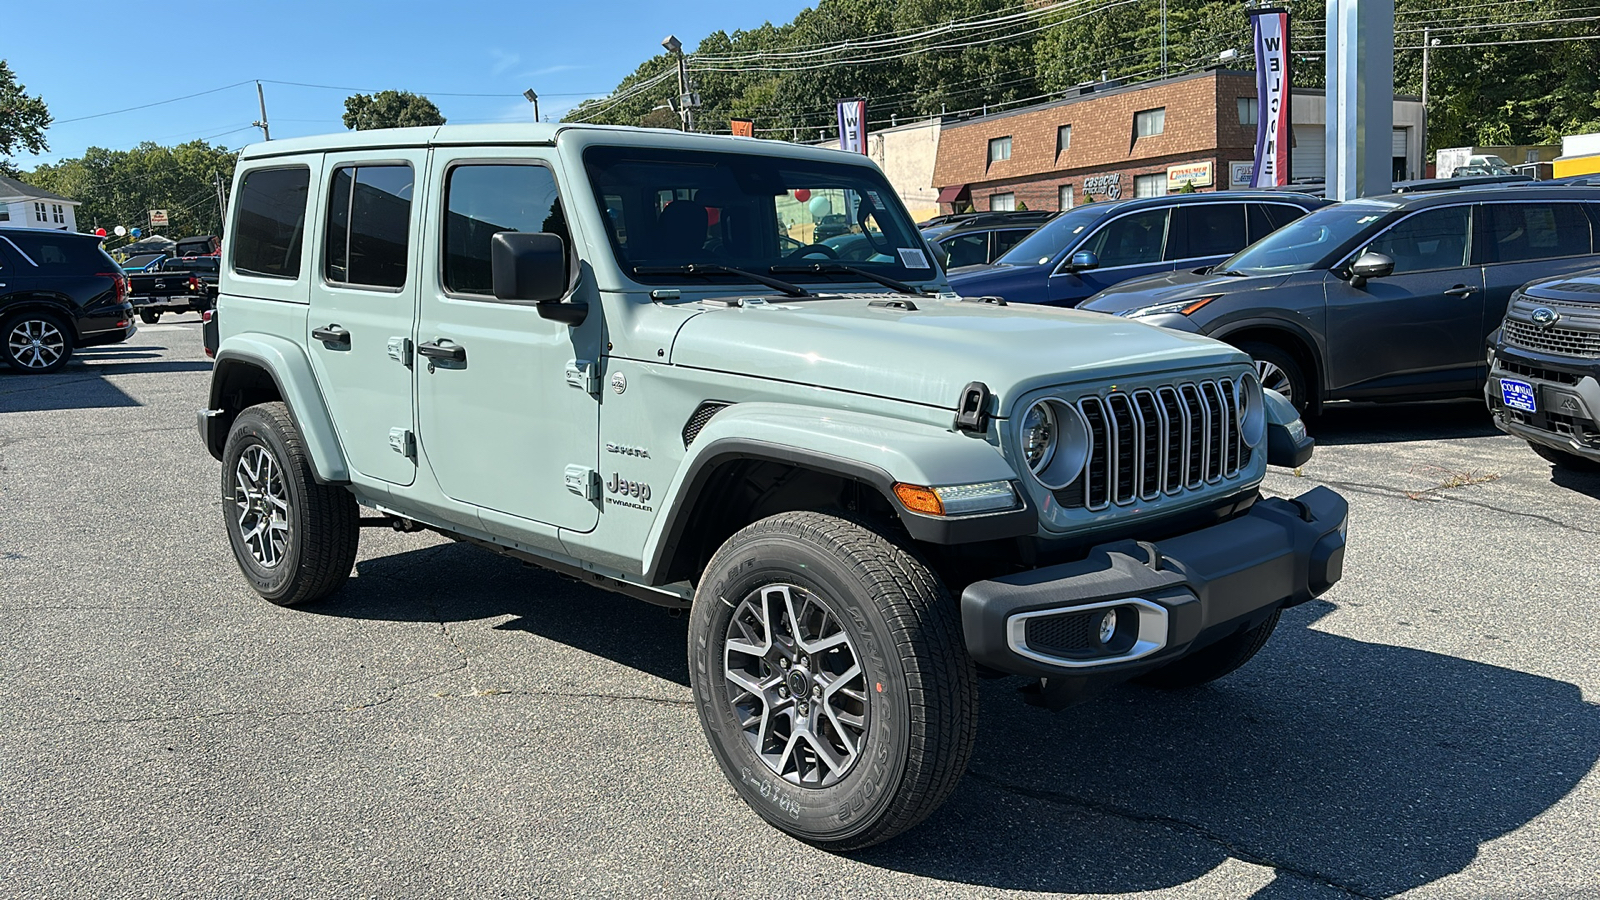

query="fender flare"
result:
[641,402,1033,583]
[1209,316,1328,392]
[211,333,350,483]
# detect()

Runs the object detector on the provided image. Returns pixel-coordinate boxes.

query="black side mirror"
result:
[1348,251,1394,288]
[1067,250,1100,272]
[491,232,587,325]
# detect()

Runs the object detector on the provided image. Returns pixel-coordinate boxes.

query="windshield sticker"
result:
[898,248,931,268]
[866,190,884,208]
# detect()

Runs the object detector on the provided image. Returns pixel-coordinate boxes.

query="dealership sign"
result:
[1248,7,1292,187]
[1166,161,1215,191]
[1229,161,1256,189]
[148,209,169,227]
[1083,172,1121,200]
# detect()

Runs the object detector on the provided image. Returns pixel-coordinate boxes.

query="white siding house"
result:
[0,174,80,232]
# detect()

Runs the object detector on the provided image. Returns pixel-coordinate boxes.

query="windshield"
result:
[1217,202,1398,275]
[583,146,934,286]
[994,204,1115,267]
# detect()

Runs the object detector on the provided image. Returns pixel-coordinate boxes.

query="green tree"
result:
[24,141,238,238]
[0,60,51,177]
[341,91,446,130]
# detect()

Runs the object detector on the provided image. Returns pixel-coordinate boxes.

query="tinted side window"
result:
[1248,203,1308,243]
[325,164,413,288]
[233,167,311,279]
[991,228,1031,259]
[942,233,988,269]
[1171,203,1246,259]
[5,233,102,270]
[1483,203,1592,263]
[1364,206,1471,274]
[1081,208,1170,268]
[444,164,570,296]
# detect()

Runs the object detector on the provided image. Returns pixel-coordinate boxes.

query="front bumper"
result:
[1486,344,1600,462]
[961,486,1346,681]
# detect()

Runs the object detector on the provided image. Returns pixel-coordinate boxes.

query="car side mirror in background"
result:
[1348,251,1394,288]
[491,232,587,325]
[1067,250,1100,272]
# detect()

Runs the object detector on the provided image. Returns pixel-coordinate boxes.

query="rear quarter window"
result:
[232,166,311,279]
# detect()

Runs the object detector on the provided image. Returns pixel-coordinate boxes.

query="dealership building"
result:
[929,68,1424,214]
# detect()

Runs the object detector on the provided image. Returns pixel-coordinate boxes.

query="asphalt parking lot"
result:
[3,318,1598,900]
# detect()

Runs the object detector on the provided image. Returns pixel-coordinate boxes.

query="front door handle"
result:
[417,339,466,363]
[312,324,351,345]
[1444,285,1477,298]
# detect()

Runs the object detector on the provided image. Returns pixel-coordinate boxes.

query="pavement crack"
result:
[1277,476,1600,535]
[965,770,1380,900]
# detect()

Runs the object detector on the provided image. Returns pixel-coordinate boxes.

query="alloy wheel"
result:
[7,318,66,370]
[723,583,869,788]
[1255,359,1294,406]
[234,444,291,567]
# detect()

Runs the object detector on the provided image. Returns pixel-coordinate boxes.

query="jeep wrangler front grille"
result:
[1065,379,1250,511]
[1504,319,1600,359]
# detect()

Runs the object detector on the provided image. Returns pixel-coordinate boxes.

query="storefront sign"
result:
[1229,161,1256,189]
[148,209,169,227]
[1083,172,1121,200]
[1166,161,1215,191]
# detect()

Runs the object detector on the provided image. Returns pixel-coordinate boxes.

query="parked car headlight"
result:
[1020,398,1091,490]
[1117,295,1220,318]
[1235,371,1267,448]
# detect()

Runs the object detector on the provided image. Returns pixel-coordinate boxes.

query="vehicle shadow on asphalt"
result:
[1549,464,1600,499]
[864,599,1600,898]
[0,346,209,412]
[332,542,691,686]
[1309,400,1500,446]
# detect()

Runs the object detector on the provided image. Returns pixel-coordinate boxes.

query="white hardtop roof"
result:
[236,123,872,167]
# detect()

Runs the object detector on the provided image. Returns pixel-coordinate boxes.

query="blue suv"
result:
[946,192,1329,306]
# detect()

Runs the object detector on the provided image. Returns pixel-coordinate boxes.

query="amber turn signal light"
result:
[893,483,944,516]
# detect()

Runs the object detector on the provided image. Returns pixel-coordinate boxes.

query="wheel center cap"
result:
[787,668,809,697]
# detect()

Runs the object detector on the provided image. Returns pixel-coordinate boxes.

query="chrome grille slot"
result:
[1058,377,1251,511]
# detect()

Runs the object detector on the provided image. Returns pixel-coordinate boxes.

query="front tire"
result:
[1236,341,1307,414]
[1528,441,1600,473]
[220,402,359,606]
[1135,609,1280,689]
[689,512,977,850]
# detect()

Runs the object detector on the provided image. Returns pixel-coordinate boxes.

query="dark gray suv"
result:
[1080,187,1600,412]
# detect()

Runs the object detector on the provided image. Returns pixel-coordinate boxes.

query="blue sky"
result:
[7,0,815,167]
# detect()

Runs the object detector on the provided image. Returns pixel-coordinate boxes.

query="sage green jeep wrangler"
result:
[199,124,1346,849]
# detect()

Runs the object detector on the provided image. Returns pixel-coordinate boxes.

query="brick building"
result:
[931,68,1423,214]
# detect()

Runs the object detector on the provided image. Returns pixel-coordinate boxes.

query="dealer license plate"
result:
[1500,378,1537,413]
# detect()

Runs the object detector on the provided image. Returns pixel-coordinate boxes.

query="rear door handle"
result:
[417,339,466,363]
[313,325,351,345]
[1444,285,1477,298]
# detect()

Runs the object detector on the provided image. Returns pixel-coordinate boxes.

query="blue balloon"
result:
[131,227,142,238]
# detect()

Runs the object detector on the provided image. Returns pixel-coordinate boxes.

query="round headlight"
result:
[1236,371,1266,448]
[1020,400,1057,473]
[1020,398,1092,490]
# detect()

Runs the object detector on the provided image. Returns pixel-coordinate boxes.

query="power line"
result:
[52,82,256,125]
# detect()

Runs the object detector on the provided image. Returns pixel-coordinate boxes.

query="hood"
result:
[669,294,1247,415]
[945,262,1048,303]
[1079,269,1293,314]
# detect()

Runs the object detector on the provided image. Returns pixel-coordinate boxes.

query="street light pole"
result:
[252,81,271,141]
[524,88,540,122]
[662,34,693,132]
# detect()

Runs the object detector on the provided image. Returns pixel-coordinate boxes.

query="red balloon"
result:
[95,227,107,236]
[793,188,811,202]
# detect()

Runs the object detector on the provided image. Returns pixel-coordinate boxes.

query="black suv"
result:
[1,228,136,374]
[923,210,1057,269]
[1080,187,1600,412]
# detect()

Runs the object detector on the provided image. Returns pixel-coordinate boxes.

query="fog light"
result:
[1096,609,1118,645]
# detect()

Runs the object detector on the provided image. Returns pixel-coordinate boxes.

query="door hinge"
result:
[564,464,600,500]
[565,359,601,394]
[389,427,416,461]
[387,336,414,367]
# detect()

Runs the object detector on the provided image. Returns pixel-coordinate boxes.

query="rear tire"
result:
[2,311,74,374]
[139,310,161,324]
[1134,610,1280,689]
[1528,441,1600,472]
[689,511,977,850]
[1236,341,1307,414]
[221,402,359,606]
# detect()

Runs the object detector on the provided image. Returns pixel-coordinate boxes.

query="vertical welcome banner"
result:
[836,99,867,153]
[1249,8,1292,187]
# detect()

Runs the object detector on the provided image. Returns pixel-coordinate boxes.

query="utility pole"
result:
[214,171,228,230]
[662,34,695,132]
[1160,0,1168,77]
[524,89,540,122]
[1421,27,1430,108]
[252,81,271,141]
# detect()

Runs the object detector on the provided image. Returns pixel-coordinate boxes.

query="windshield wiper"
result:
[769,262,932,296]
[632,264,810,298]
